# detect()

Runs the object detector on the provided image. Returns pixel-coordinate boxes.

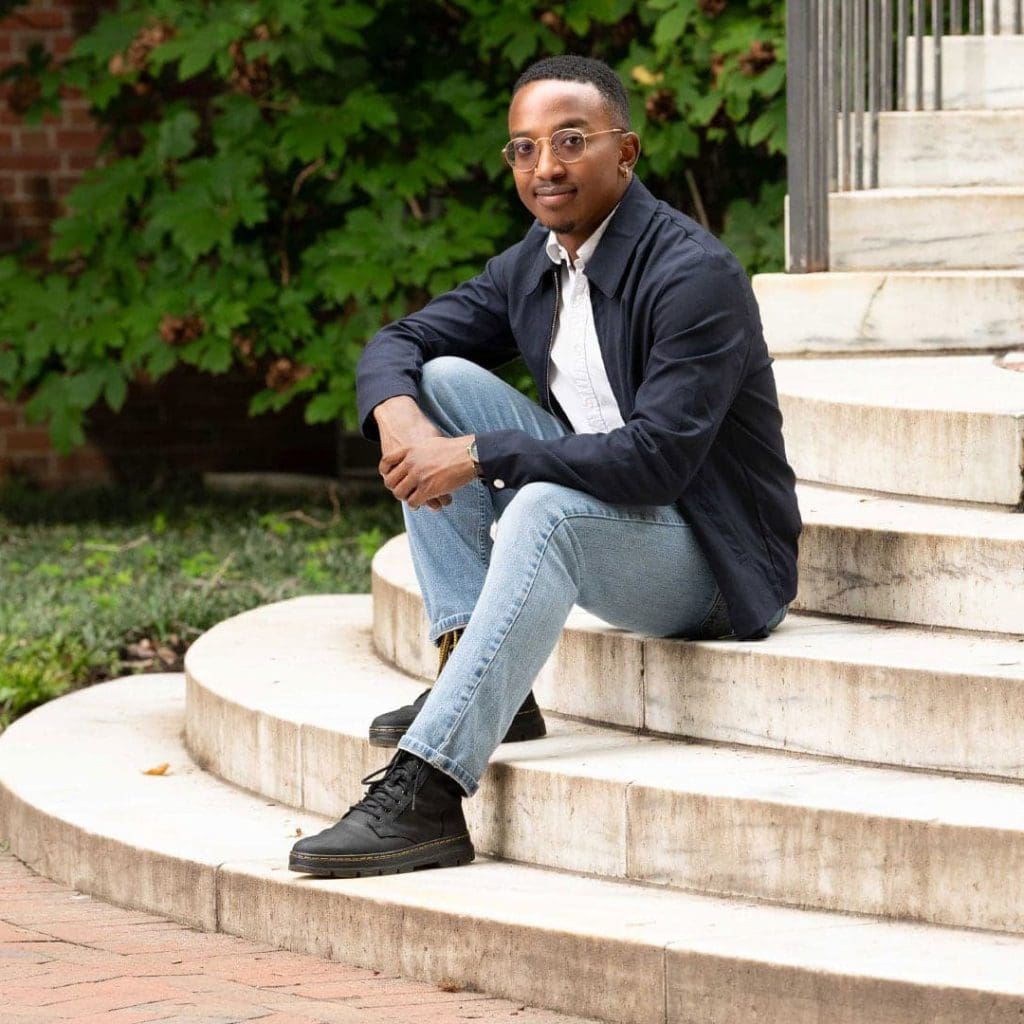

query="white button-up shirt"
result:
[545,209,625,435]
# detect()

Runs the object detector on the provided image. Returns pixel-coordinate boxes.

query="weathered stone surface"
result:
[184,599,1024,931]
[0,676,317,931]
[643,615,1024,778]
[774,355,1024,504]
[875,110,1024,188]
[7,672,1024,1023]
[753,269,1024,355]
[796,483,1024,633]
[375,536,1024,774]
[828,188,1024,271]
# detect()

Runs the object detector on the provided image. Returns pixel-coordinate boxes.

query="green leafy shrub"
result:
[0,0,785,452]
[0,479,405,730]
[0,633,92,728]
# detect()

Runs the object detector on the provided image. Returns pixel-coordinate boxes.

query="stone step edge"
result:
[773,355,1024,506]
[831,186,1024,199]
[4,676,1024,1024]
[794,482,1023,633]
[752,270,1024,357]
[372,535,1024,772]
[184,594,1024,935]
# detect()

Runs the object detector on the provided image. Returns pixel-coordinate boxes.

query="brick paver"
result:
[0,851,599,1024]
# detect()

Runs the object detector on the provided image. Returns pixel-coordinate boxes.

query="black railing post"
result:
[787,0,830,271]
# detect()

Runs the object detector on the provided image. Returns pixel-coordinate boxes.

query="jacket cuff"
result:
[473,429,523,490]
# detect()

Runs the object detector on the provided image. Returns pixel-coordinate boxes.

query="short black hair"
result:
[513,56,630,129]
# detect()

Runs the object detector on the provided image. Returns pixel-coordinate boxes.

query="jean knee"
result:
[420,356,480,400]
[499,483,584,562]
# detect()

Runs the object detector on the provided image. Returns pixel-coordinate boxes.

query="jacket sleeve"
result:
[475,256,752,505]
[356,253,521,442]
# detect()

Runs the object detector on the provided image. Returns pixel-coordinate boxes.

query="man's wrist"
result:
[466,435,482,477]
[373,394,419,427]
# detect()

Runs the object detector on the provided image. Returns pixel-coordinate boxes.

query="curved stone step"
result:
[829,188,1024,271]
[182,596,1024,933]
[774,355,1024,505]
[372,537,1024,777]
[753,270,1024,356]
[875,110,1024,188]
[796,483,1024,632]
[6,678,1024,1023]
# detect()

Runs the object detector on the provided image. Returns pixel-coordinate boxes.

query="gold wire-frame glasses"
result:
[501,128,625,172]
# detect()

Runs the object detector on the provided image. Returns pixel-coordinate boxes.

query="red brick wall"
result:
[0,1,340,487]
[0,0,105,252]
[0,1,110,483]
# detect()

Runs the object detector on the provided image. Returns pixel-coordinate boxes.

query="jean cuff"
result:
[398,735,478,797]
[429,614,474,647]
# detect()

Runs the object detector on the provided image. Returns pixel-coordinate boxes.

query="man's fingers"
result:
[379,448,407,474]
[382,462,410,491]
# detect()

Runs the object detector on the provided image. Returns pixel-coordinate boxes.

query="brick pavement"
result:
[0,849,599,1024]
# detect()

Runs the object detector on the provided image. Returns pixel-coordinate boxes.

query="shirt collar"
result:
[544,204,618,270]
[523,176,660,297]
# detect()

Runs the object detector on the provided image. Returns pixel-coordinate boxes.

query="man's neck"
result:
[547,204,620,268]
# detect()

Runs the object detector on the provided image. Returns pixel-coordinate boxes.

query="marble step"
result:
[377,484,1024,639]
[829,188,1024,271]
[182,595,1024,934]
[752,269,1024,355]
[774,355,1024,505]
[372,538,1024,777]
[875,110,1024,188]
[7,679,1024,1024]
[796,483,1024,632]
[907,35,1024,109]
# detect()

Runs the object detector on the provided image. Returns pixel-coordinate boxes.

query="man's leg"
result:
[368,356,570,748]
[398,355,571,642]
[398,481,727,794]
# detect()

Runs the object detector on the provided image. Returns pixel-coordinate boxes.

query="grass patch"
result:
[0,479,404,730]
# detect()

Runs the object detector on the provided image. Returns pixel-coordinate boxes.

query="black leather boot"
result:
[369,626,546,747]
[288,751,475,878]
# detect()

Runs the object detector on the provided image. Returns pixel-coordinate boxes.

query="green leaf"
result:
[157,108,201,162]
[103,368,127,412]
[304,391,342,424]
[653,1,696,47]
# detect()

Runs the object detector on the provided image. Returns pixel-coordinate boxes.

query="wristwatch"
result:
[467,440,482,477]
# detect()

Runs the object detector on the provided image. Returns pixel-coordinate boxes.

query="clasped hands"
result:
[373,395,478,511]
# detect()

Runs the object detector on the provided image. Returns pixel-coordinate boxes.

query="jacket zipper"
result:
[543,268,560,413]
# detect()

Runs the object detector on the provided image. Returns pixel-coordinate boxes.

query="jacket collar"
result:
[522,176,660,296]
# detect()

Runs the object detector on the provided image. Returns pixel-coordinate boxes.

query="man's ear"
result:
[620,131,641,172]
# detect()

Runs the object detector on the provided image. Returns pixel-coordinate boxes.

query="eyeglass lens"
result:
[505,129,588,170]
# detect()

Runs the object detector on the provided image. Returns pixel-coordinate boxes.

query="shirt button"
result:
[493,478,506,489]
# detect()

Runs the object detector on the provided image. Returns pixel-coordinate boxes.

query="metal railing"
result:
[786,0,1023,272]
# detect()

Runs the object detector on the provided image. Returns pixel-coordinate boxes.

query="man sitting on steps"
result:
[289,54,801,878]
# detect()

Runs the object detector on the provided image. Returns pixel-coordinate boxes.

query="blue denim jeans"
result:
[396,356,781,796]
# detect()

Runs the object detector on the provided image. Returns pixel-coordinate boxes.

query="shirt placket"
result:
[568,262,607,433]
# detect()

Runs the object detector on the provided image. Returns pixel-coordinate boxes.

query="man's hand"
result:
[380,434,478,510]
[373,396,474,510]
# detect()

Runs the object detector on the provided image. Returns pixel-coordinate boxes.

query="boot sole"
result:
[367,710,547,749]
[288,833,476,878]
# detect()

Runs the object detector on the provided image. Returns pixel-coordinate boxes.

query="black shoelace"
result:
[346,752,425,820]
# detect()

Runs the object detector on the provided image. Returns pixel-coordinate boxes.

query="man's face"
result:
[507,79,636,255]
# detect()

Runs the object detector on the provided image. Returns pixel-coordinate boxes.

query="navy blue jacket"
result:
[356,177,801,638]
